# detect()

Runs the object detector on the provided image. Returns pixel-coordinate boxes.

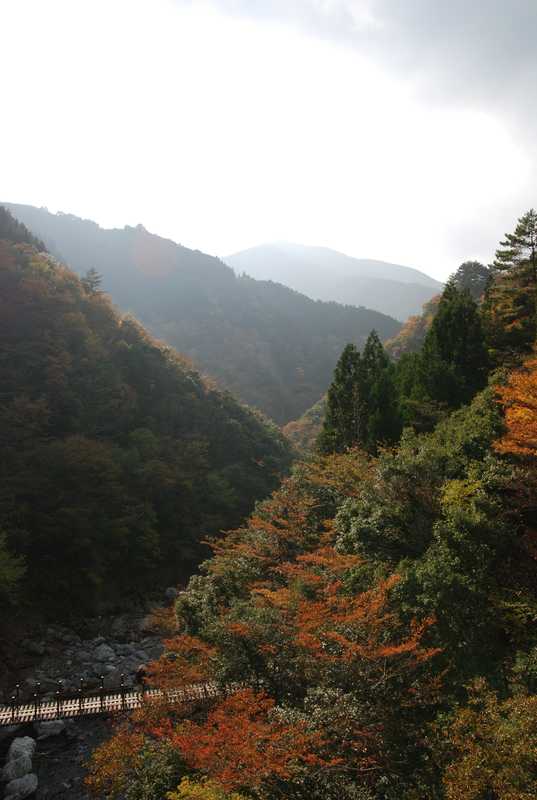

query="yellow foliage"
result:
[442,680,537,800]
[167,775,249,800]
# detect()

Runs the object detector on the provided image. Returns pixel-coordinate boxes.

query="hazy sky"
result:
[2,0,536,279]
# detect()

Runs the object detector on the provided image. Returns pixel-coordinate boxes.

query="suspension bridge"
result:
[0,678,220,727]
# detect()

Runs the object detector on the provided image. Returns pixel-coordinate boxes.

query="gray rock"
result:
[0,726,24,746]
[94,643,115,661]
[77,649,91,661]
[92,636,106,646]
[110,615,131,639]
[33,720,65,739]
[4,773,38,799]
[2,754,32,783]
[165,586,179,602]
[7,738,36,762]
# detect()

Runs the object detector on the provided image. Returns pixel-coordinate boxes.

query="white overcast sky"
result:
[2,0,536,279]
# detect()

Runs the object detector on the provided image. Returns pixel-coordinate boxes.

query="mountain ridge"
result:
[4,203,401,424]
[225,241,442,321]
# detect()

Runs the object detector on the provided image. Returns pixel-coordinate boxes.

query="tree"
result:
[81,267,103,293]
[170,690,324,793]
[441,680,537,800]
[450,261,491,300]
[317,343,361,453]
[360,330,401,451]
[493,209,537,283]
[483,211,537,364]
[418,281,489,408]
[495,355,537,458]
[318,333,401,455]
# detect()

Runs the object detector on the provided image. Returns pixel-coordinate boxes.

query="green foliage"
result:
[450,260,491,300]
[124,743,186,800]
[418,281,489,407]
[493,208,537,278]
[0,206,45,250]
[484,209,537,363]
[4,204,401,425]
[318,332,401,454]
[0,235,291,617]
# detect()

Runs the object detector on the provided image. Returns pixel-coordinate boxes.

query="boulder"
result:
[20,640,45,657]
[0,725,24,747]
[7,738,36,762]
[94,643,115,662]
[165,586,179,603]
[33,720,65,739]
[2,754,32,783]
[110,615,132,639]
[4,773,38,799]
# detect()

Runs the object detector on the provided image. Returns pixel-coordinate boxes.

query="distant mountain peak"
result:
[225,242,441,321]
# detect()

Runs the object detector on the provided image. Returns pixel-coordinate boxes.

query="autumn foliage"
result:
[495,355,537,457]
[171,689,324,792]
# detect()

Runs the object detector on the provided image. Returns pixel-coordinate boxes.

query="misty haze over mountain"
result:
[226,243,442,321]
[5,203,400,424]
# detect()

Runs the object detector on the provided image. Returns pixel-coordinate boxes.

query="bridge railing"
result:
[0,675,223,727]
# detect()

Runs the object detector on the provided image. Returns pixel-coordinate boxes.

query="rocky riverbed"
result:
[1,589,180,798]
[1,717,120,799]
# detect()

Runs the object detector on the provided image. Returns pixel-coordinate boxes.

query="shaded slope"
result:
[4,204,401,424]
[0,210,292,616]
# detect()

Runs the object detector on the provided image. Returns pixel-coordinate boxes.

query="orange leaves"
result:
[252,543,437,677]
[170,689,324,792]
[495,356,537,458]
[148,635,217,690]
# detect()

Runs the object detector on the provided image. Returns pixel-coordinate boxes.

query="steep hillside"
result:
[4,204,401,424]
[226,242,442,321]
[0,209,292,616]
[385,294,441,359]
[283,396,325,454]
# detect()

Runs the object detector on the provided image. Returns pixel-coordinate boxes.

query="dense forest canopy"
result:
[0,208,292,617]
[86,209,537,800]
[3,204,401,425]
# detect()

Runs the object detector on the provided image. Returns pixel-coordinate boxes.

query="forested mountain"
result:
[3,204,401,424]
[286,261,492,452]
[226,242,442,321]
[88,209,537,800]
[0,209,292,617]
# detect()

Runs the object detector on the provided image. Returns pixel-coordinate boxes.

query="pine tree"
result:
[450,261,491,300]
[81,267,103,293]
[484,209,537,363]
[493,209,537,282]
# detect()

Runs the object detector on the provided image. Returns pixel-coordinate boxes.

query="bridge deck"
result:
[0,684,219,727]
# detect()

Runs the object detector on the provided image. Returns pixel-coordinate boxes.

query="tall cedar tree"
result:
[318,332,400,454]
[418,281,489,408]
[484,209,537,362]
[317,343,361,453]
